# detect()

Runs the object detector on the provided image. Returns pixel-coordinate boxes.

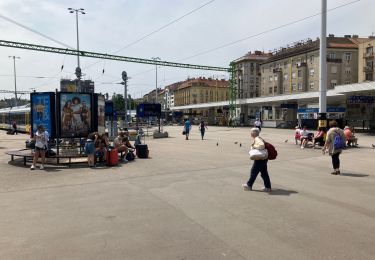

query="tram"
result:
[0,105,31,133]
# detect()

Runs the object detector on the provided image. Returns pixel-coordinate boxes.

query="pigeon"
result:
[217,142,219,146]
[234,142,238,144]
[284,139,288,143]
[372,144,375,148]
[240,143,242,147]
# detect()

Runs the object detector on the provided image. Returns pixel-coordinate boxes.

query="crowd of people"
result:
[294,121,359,175]
[84,128,137,168]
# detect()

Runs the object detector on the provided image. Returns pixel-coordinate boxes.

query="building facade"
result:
[258,35,365,123]
[233,51,270,125]
[358,37,375,82]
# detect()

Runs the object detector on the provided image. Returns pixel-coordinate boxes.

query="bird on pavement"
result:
[372,144,375,148]
[217,142,219,146]
[234,142,238,144]
[284,139,288,143]
[240,143,242,147]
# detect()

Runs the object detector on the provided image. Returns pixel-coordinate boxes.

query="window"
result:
[269,66,273,72]
[345,67,351,74]
[292,72,296,79]
[328,53,336,59]
[269,76,273,82]
[366,46,373,54]
[298,70,302,77]
[309,82,315,89]
[345,52,352,61]
[284,73,288,80]
[269,87,273,94]
[330,79,337,88]
[365,73,373,81]
[274,75,278,81]
[331,66,338,74]
[274,86,278,93]
[309,55,315,63]
[298,82,303,90]
[284,61,288,68]
[292,84,297,90]
[345,81,351,85]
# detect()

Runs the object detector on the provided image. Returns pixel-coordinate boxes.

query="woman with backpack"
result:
[322,121,346,175]
[242,128,272,192]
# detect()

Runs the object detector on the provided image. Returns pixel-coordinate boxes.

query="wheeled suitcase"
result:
[106,148,119,166]
[136,144,149,158]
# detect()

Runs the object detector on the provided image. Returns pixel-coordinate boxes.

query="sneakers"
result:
[300,146,305,149]
[261,187,272,192]
[40,165,44,170]
[121,158,128,163]
[242,184,252,191]
[30,165,35,170]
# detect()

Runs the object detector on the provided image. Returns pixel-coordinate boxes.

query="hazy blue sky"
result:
[0,0,374,100]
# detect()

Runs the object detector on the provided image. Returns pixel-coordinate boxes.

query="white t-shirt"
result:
[35,130,49,149]
[300,129,309,137]
[254,121,261,127]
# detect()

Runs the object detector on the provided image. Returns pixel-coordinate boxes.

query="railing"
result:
[363,66,374,72]
[326,58,342,63]
[363,52,374,58]
[297,62,307,68]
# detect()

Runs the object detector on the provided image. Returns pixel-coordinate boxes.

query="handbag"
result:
[249,148,268,160]
[182,130,186,135]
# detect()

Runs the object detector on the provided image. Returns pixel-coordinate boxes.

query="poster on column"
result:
[58,92,93,137]
[30,92,55,138]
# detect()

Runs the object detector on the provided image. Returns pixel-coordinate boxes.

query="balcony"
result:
[364,66,374,72]
[363,52,374,59]
[297,62,307,68]
[273,68,282,73]
[327,58,342,63]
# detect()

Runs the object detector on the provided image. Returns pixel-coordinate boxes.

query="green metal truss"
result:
[228,62,237,125]
[0,39,229,72]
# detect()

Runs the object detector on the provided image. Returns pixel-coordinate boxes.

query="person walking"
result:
[242,128,272,192]
[31,125,49,170]
[322,120,346,175]
[184,118,191,140]
[198,120,208,140]
[84,133,96,167]
[254,118,262,132]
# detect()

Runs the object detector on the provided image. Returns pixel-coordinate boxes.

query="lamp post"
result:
[68,7,85,79]
[122,71,128,126]
[151,57,161,103]
[8,55,20,107]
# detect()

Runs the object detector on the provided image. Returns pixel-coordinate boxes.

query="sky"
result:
[0,0,374,101]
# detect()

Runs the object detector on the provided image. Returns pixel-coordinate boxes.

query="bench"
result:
[6,149,87,167]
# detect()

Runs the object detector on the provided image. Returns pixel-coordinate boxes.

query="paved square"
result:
[0,127,374,259]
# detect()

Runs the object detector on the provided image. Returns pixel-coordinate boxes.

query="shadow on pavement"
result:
[340,172,369,177]
[269,188,298,196]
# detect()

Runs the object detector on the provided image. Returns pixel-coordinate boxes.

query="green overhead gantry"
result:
[0,39,229,72]
[0,39,237,123]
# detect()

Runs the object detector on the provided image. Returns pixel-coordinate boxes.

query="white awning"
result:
[171,81,375,110]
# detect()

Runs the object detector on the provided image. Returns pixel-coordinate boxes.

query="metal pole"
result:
[75,11,80,68]
[319,0,327,114]
[124,81,127,125]
[155,64,158,103]
[12,56,18,107]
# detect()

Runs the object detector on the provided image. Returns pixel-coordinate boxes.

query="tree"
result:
[111,94,125,112]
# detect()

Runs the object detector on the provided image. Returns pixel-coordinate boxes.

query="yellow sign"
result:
[318,120,327,128]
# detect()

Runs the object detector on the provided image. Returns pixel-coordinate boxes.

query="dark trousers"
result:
[331,153,341,169]
[200,130,205,140]
[247,159,271,189]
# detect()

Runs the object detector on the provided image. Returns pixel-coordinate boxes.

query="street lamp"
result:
[151,57,161,103]
[8,56,20,107]
[67,7,85,79]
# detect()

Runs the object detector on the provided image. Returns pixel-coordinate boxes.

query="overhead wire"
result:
[178,0,361,62]
[0,13,74,49]
[80,0,217,71]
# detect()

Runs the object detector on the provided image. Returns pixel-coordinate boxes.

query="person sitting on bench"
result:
[344,126,358,147]
[312,127,326,149]
[114,130,128,162]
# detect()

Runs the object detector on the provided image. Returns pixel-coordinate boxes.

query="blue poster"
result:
[31,93,52,136]
[59,93,92,137]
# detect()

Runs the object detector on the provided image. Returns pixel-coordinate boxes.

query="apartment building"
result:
[358,37,375,82]
[233,51,271,99]
[174,77,229,107]
[261,35,364,97]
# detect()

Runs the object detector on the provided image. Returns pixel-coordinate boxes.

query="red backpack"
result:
[260,138,278,160]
